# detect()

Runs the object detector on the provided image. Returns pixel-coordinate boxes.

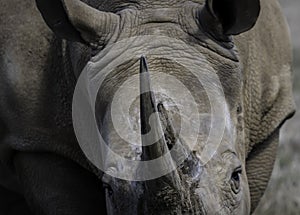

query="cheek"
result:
[193,172,229,213]
[194,187,223,213]
[193,170,250,214]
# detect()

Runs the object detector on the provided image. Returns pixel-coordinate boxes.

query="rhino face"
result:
[97,56,249,215]
[37,0,260,214]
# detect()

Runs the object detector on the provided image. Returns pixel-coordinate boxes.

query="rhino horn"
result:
[139,56,182,194]
[140,56,168,160]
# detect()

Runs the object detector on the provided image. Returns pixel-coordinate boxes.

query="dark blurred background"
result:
[254,0,300,214]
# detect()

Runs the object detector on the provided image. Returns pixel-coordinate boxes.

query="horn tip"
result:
[140,56,148,74]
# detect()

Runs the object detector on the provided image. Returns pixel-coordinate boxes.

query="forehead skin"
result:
[86,0,206,11]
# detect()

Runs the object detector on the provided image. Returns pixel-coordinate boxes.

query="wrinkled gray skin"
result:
[0,0,295,214]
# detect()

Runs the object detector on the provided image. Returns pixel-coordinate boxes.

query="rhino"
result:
[0,0,295,214]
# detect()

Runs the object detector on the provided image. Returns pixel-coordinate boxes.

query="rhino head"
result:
[36,0,260,214]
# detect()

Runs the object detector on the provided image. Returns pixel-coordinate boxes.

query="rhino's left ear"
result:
[202,0,260,35]
[36,0,119,46]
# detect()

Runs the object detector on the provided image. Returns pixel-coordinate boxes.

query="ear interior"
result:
[36,0,83,42]
[207,0,260,35]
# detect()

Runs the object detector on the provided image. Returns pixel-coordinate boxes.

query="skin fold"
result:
[0,0,295,214]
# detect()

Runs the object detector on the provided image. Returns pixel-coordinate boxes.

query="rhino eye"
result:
[231,166,242,194]
[237,104,242,114]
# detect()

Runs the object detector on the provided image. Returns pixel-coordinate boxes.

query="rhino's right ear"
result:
[36,0,119,46]
[201,0,260,36]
